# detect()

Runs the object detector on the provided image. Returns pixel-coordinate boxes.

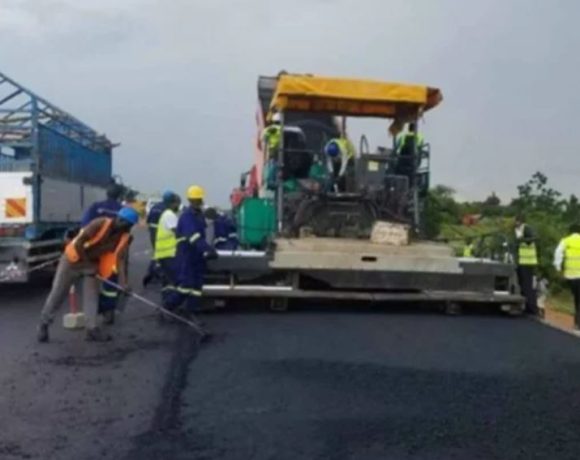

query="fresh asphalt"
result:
[1,230,580,460]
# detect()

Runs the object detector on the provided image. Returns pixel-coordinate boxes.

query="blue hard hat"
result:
[325,141,340,158]
[118,207,139,225]
[162,190,175,203]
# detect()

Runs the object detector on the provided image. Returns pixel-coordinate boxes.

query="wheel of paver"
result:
[444,302,462,316]
[270,298,289,312]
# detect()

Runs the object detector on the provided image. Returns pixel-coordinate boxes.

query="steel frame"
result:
[0,71,113,156]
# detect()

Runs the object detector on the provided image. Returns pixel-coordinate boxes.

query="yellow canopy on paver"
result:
[269,74,442,119]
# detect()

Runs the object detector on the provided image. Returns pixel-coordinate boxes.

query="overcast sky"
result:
[1,0,578,204]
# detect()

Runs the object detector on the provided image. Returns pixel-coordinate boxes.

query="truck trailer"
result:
[0,71,115,282]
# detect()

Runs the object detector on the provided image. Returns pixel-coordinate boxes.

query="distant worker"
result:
[205,207,239,251]
[553,223,580,331]
[394,122,425,180]
[164,186,217,323]
[262,112,282,158]
[142,191,175,287]
[324,135,356,192]
[463,238,475,257]
[81,183,124,227]
[514,215,539,316]
[37,207,139,343]
[153,193,182,306]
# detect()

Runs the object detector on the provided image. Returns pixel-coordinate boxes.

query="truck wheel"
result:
[270,298,288,312]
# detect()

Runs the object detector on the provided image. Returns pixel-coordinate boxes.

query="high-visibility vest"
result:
[563,234,580,278]
[518,242,538,266]
[98,233,131,279]
[262,125,281,152]
[154,209,179,260]
[396,132,425,154]
[65,218,113,263]
[327,138,356,159]
[463,244,474,257]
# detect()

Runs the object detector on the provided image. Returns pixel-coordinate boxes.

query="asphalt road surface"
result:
[1,232,580,460]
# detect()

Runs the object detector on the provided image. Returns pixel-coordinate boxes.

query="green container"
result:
[237,198,276,248]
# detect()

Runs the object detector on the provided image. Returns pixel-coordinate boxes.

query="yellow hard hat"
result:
[187,185,205,200]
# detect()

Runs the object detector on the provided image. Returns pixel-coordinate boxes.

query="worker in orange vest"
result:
[37,207,139,343]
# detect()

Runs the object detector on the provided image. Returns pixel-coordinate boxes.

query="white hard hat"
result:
[271,112,281,123]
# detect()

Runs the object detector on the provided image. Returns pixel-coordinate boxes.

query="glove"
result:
[204,249,219,261]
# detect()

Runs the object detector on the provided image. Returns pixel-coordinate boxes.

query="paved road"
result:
[2,233,580,459]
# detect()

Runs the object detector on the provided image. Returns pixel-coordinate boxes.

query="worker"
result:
[463,238,475,257]
[142,191,174,287]
[395,122,425,155]
[153,192,182,306]
[164,185,217,321]
[514,215,539,316]
[205,207,239,250]
[81,183,124,227]
[37,207,139,343]
[553,223,580,330]
[262,112,282,158]
[394,122,425,180]
[324,136,356,192]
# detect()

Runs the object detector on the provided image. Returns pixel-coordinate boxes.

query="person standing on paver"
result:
[37,207,139,343]
[514,215,539,316]
[554,223,580,330]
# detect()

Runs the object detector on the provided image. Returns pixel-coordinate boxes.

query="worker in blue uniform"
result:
[81,183,124,227]
[142,191,174,287]
[164,185,217,321]
[205,207,239,250]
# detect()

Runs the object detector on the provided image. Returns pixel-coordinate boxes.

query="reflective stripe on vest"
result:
[65,218,113,263]
[154,210,178,260]
[563,234,580,278]
[98,233,131,279]
[518,242,538,266]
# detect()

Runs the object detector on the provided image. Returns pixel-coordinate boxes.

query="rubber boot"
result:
[37,323,49,343]
[85,327,113,342]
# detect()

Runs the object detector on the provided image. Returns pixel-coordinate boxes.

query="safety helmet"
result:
[162,190,175,203]
[117,207,139,226]
[187,185,205,200]
[325,141,340,158]
[271,112,281,124]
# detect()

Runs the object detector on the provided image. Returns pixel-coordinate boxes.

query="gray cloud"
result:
[0,0,579,204]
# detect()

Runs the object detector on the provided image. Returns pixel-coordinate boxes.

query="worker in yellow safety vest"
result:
[514,215,539,316]
[324,136,356,192]
[262,112,282,158]
[463,238,475,257]
[554,223,580,330]
[394,122,425,181]
[153,192,182,307]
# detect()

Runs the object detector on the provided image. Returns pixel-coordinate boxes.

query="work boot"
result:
[85,327,113,342]
[37,324,49,343]
[102,310,115,326]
